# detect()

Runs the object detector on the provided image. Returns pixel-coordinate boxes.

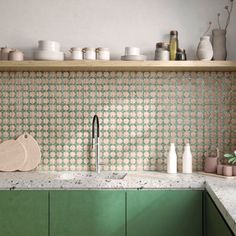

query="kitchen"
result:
[0,0,236,235]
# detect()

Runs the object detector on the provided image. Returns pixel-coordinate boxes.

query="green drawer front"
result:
[127,190,202,236]
[0,191,48,236]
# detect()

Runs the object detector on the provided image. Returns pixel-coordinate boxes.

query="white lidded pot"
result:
[8,50,24,61]
[1,47,13,60]
[83,48,96,60]
[197,36,213,61]
[70,47,83,60]
[96,47,110,60]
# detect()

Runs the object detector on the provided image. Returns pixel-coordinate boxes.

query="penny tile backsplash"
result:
[0,71,235,171]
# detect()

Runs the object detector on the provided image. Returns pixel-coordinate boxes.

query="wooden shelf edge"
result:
[0,60,236,72]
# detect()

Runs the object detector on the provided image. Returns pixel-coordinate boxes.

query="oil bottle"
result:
[169,30,179,60]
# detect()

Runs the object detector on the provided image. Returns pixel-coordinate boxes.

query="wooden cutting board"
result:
[17,133,41,171]
[0,139,27,171]
[199,171,236,179]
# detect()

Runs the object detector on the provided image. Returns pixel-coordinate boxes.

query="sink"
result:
[100,172,127,180]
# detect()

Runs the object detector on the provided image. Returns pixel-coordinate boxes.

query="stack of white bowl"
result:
[34,40,64,61]
[121,47,147,61]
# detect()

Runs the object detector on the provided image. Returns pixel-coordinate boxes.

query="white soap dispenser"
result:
[182,143,192,173]
[167,143,177,173]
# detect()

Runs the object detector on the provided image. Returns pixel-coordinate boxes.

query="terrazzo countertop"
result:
[0,171,235,234]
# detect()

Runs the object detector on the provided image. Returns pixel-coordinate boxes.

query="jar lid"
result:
[156,42,169,50]
[70,47,82,52]
[170,30,178,36]
[96,47,109,51]
[177,48,185,53]
[83,47,96,51]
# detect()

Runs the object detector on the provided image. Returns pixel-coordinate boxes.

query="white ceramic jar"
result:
[70,47,83,60]
[125,47,140,56]
[1,47,13,60]
[155,42,170,61]
[8,50,24,61]
[83,48,96,60]
[197,36,213,61]
[96,48,110,60]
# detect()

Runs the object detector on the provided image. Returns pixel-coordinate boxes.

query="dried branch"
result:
[225,0,234,32]
[203,21,212,36]
[217,13,222,29]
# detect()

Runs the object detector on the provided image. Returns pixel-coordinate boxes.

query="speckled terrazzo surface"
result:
[0,171,235,234]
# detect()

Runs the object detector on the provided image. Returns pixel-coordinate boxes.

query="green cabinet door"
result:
[0,191,48,236]
[50,190,125,236]
[205,193,234,236]
[127,190,202,236]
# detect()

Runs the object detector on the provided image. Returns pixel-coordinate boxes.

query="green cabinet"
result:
[0,191,48,236]
[50,190,126,236]
[205,193,234,236]
[127,190,202,236]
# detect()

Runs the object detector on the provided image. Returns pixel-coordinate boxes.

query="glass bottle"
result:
[169,30,178,61]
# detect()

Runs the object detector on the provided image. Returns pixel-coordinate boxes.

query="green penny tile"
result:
[0,71,235,171]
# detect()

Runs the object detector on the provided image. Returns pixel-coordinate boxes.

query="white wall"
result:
[1,0,236,60]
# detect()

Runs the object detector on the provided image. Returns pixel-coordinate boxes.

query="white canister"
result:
[1,47,13,60]
[83,48,96,60]
[196,36,213,61]
[182,143,192,173]
[96,48,110,60]
[125,47,140,56]
[70,47,83,60]
[8,50,24,61]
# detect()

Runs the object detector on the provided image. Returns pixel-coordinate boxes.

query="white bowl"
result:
[125,47,140,56]
[38,40,60,52]
[34,50,64,61]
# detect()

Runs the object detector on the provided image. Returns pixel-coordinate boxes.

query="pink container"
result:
[223,165,233,177]
[217,164,224,175]
[204,157,218,173]
[233,166,236,176]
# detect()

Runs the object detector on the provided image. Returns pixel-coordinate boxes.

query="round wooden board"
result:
[17,133,41,171]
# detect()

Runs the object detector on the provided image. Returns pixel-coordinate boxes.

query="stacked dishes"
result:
[121,47,147,61]
[34,40,64,61]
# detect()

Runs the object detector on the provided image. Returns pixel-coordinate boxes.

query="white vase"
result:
[197,36,213,61]
[212,29,227,60]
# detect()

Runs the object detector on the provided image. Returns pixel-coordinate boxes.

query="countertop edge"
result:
[205,182,236,235]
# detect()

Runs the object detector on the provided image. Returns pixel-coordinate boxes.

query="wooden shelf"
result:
[0,60,236,72]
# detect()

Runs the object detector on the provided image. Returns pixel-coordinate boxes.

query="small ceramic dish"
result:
[121,55,147,61]
[34,50,64,61]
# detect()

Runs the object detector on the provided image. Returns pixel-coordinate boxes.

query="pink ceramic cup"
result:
[223,165,233,177]
[217,164,224,175]
[232,166,236,176]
